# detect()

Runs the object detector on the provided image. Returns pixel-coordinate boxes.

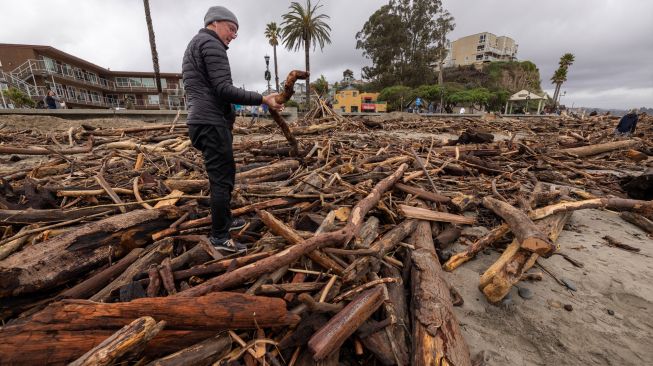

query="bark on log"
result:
[0,207,181,298]
[399,204,475,225]
[60,247,146,299]
[308,286,385,360]
[559,139,639,157]
[89,238,174,302]
[9,292,298,332]
[0,328,215,365]
[410,220,471,366]
[482,196,555,257]
[236,160,300,181]
[270,70,309,157]
[479,212,572,303]
[176,163,408,297]
[68,316,165,366]
[144,334,231,366]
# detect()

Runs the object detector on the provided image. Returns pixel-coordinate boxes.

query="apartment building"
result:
[0,43,184,109]
[332,86,387,113]
[444,32,518,67]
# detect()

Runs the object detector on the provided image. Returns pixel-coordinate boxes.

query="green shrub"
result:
[6,87,35,108]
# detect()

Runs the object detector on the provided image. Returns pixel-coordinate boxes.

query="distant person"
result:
[445,105,453,114]
[44,90,60,109]
[414,97,422,113]
[589,110,598,116]
[615,109,639,136]
[250,104,259,123]
[459,107,466,114]
[428,102,434,113]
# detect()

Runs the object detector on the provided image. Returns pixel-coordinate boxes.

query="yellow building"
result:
[333,88,387,113]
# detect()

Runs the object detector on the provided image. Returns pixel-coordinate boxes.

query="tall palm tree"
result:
[143,0,163,108]
[264,22,282,92]
[551,53,575,107]
[281,0,331,106]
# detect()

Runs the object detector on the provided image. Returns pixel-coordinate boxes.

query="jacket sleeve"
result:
[200,38,263,106]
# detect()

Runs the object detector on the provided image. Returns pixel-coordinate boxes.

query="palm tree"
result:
[281,0,331,106]
[264,22,282,92]
[143,0,163,108]
[551,53,575,107]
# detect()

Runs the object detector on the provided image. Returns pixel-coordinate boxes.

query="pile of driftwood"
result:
[0,103,652,365]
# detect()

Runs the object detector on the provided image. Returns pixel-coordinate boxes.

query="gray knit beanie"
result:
[204,6,239,29]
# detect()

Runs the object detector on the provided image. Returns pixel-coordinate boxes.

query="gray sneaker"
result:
[210,237,247,253]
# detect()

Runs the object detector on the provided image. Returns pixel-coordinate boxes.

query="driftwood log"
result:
[270,70,310,157]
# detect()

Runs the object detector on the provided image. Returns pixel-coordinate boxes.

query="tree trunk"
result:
[0,207,181,298]
[479,211,572,303]
[143,0,163,109]
[410,220,471,366]
[304,37,311,108]
[273,44,280,92]
[69,316,165,366]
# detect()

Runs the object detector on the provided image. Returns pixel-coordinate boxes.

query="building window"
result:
[479,34,486,43]
[129,77,142,87]
[351,106,358,112]
[147,95,160,105]
[141,78,156,88]
[476,54,483,60]
[353,92,358,97]
[42,56,57,72]
[477,45,484,52]
[115,77,130,87]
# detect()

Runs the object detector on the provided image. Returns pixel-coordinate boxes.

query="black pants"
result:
[188,124,235,240]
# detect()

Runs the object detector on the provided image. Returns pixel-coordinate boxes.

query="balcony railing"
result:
[10,59,183,94]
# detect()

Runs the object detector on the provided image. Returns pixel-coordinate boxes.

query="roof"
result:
[509,89,546,101]
[0,43,179,76]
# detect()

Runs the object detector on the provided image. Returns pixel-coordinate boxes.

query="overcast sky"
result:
[1,0,651,109]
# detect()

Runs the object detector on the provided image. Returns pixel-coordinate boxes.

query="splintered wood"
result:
[0,110,651,364]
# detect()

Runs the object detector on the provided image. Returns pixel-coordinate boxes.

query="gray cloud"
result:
[1,0,651,108]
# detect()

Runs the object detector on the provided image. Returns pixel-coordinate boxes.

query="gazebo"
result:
[504,90,547,114]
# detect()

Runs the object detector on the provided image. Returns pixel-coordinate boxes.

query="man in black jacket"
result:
[183,5,283,252]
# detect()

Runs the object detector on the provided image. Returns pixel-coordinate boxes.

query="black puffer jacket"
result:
[182,28,262,127]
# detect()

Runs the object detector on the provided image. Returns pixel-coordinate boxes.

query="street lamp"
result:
[264,55,271,93]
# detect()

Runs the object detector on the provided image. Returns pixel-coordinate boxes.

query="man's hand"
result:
[262,94,284,112]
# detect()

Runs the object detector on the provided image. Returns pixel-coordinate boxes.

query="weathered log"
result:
[144,334,231,366]
[308,286,385,360]
[479,211,572,303]
[482,196,555,257]
[291,122,338,135]
[394,182,451,203]
[236,160,300,181]
[435,225,462,249]
[270,70,310,156]
[163,179,208,193]
[60,248,146,299]
[620,211,653,234]
[410,220,471,366]
[255,282,326,297]
[443,224,510,271]
[399,204,475,225]
[89,238,174,302]
[176,163,408,297]
[0,207,181,298]
[559,139,639,157]
[68,316,165,366]
[257,209,345,275]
